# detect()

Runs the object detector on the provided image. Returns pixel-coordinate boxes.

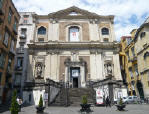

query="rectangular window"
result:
[69,27,79,42]
[20,28,27,38]
[0,53,6,69]
[17,57,23,68]
[131,47,135,57]
[21,28,27,35]
[13,18,17,32]
[7,57,12,72]
[0,0,3,9]
[140,32,145,38]
[129,67,133,79]
[3,31,9,47]
[8,8,12,23]
[134,64,139,76]
[23,15,29,24]
[10,40,15,53]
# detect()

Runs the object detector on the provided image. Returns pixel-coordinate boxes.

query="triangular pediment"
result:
[48,6,105,19]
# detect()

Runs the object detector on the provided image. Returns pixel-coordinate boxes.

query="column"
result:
[81,65,86,87]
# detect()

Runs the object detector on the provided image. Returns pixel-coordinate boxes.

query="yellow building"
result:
[120,29,144,99]
[134,18,149,100]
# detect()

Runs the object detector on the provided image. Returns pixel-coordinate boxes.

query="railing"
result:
[20,34,26,39]
[16,48,24,53]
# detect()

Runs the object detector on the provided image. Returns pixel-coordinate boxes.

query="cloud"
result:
[12,0,149,40]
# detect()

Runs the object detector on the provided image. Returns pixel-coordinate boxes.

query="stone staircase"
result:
[51,87,95,106]
[69,88,95,106]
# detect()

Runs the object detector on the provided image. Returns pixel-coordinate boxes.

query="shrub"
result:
[10,90,19,114]
[82,95,88,105]
[38,95,43,107]
[119,97,123,106]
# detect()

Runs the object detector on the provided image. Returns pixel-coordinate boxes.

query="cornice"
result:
[28,41,120,50]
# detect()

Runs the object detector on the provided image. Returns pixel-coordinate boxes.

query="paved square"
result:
[1,104,149,114]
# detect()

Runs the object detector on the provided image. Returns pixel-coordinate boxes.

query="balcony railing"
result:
[16,48,24,54]
[15,66,23,71]
[130,56,137,62]
[20,34,26,39]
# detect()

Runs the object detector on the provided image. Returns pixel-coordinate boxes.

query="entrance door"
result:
[70,67,80,88]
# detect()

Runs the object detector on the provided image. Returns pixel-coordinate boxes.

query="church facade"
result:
[23,6,126,105]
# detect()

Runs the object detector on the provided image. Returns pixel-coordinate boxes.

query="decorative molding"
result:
[28,49,35,55]
[46,49,62,55]
[90,49,96,54]
[64,57,86,67]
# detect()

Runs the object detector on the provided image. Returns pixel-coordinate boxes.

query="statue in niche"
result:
[104,63,112,76]
[104,64,107,76]
[107,63,112,74]
[36,63,43,78]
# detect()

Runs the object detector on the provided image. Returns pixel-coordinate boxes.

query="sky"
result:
[12,0,149,41]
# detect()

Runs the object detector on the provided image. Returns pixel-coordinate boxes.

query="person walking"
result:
[17,97,22,111]
[105,97,111,107]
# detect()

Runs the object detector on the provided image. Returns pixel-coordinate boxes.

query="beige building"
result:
[134,18,149,99]
[24,6,126,105]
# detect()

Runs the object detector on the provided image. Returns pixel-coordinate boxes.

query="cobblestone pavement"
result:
[1,104,149,114]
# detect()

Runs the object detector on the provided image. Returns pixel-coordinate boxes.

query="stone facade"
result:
[24,6,124,105]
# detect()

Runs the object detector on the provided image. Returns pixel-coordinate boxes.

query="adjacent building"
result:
[120,29,144,99]
[0,0,20,104]
[23,6,125,105]
[134,18,149,100]
[13,12,35,98]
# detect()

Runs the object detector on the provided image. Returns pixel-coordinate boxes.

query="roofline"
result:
[10,0,20,18]
[134,23,149,42]
[32,6,114,19]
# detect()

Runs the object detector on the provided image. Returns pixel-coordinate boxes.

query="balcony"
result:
[16,48,24,54]
[15,66,23,71]
[130,56,137,62]
[19,39,26,43]
[20,34,26,39]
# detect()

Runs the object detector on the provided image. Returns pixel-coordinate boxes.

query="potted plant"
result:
[36,95,45,113]
[80,95,91,113]
[10,90,19,114]
[116,97,126,111]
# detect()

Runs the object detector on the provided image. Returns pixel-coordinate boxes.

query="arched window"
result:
[37,26,46,35]
[101,27,109,35]
[144,52,149,59]
[69,26,79,41]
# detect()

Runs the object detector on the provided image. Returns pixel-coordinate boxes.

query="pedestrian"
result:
[17,97,22,111]
[105,97,111,107]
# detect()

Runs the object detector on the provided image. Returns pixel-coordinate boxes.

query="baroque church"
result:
[23,6,126,105]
